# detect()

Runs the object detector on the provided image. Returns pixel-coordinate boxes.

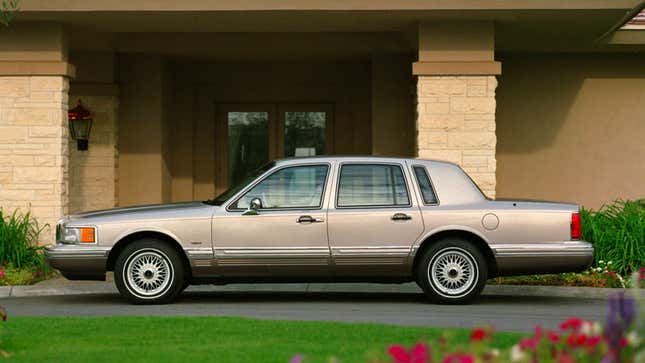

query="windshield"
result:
[203,161,276,206]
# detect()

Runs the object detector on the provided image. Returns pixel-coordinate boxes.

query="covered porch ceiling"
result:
[15,0,645,56]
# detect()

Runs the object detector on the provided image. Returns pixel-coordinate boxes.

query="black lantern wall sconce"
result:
[68,100,93,151]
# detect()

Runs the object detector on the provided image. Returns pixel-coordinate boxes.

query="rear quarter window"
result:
[413,166,438,205]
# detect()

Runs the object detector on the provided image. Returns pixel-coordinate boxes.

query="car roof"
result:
[274,155,457,167]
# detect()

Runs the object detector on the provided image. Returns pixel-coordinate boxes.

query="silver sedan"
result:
[46,157,593,304]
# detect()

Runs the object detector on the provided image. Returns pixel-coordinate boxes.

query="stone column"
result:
[0,23,74,244]
[414,22,501,198]
[416,76,497,197]
[0,76,71,243]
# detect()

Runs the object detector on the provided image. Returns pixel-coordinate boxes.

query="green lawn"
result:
[1,316,523,363]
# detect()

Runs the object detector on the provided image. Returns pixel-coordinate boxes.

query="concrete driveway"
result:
[0,281,612,333]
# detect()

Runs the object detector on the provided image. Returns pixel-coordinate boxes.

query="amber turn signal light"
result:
[80,228,95,243]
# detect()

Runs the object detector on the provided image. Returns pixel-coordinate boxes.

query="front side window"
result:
[413,166,438,204]
[232,165,329,210]
[337,164,410,207]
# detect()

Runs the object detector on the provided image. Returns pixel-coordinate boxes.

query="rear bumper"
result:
[45,244,111,281]
[492,241,594,276]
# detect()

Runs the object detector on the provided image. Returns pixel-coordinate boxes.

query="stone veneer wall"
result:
[68,95,118,214]
[416,75,497,198]
[0,76,69,244]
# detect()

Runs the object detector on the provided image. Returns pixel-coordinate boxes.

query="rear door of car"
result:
[326,160,424,277]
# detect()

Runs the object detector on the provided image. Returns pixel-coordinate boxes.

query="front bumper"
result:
[493,241,594,276]
[45,244,111,281]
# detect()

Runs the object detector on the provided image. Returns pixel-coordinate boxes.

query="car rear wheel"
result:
[114,239,185,304]
[416,238,487,304]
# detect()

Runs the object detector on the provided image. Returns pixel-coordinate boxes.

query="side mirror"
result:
[243,197,263,215]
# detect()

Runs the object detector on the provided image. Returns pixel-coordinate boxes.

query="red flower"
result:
[0,269,5,279]
[566,334,577,348]
[388,343,429,363]
[576,334,588,346]
[619,337,628,348]
[0,307,6,322]
[442,353,473,363]
[586,336,602,348]
[547,331,561,343]
[608,271,616,277]
[560,318,584,331]
[470,328,487,342]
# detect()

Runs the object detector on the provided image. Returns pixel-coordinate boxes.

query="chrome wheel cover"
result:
[428,248,478,297]
[124,249,174,298]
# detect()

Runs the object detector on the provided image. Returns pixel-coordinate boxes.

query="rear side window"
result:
[413,166,438,205]
[337,164,410,207]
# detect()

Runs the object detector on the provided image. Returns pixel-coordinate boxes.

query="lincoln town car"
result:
[46,157,593,304]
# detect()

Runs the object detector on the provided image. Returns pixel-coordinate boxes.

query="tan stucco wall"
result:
[68,95,119,213]
[117,54,172,206]
[496,53,645,209]
[371,54,416,157]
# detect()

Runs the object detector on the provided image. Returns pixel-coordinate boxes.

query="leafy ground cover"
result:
[0,317,522,363]
[582,199,644,275]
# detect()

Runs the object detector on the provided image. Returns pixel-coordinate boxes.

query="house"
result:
[0,1,644,243]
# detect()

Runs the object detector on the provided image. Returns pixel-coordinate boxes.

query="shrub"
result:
[0,209,47,270]
[581,199,645,275]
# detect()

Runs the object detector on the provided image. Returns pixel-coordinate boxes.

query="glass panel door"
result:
[279,104,334,158]
[227,111,269,186]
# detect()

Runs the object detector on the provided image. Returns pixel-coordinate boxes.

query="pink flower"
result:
[289,354,304,363]
[520,337,539,351]
[388,343,430,363]
[441,353,473,363]
[561,317,584,331]
[470,328,487,342]
[0,269,5,279]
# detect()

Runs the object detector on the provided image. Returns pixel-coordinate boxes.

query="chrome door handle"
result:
[297,215,324,223]
[391,213,412,221]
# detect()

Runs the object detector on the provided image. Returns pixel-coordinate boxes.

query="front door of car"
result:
[327,162,424,276]
[211,163,332,277]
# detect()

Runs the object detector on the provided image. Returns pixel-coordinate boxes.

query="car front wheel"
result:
[114,239,185,304]
[416,238,487,304]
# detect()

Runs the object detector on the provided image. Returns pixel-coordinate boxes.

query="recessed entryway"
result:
[215,103,334,190]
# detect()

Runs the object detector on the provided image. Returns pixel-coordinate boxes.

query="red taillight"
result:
[571,213,582,240]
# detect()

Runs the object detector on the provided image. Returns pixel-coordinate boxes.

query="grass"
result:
[581,199,645,275]
[0,317,523,363]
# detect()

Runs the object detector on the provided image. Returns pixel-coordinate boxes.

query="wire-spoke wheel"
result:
[115,239,185,304]
[416,238,487,304]
[125,250,173,297]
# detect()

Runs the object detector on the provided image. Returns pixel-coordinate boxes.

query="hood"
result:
[65,202,215,224]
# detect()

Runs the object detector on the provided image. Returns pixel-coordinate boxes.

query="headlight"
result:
[57,225,96,244]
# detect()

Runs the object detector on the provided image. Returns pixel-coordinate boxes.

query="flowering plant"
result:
[289,292,642,363]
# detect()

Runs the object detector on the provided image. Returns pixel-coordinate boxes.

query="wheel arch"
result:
[412,229,498,278]
[106,230,192,279]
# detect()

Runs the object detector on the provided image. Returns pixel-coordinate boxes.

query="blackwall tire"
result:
[416,238,487,304]
[114,239,185,305]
